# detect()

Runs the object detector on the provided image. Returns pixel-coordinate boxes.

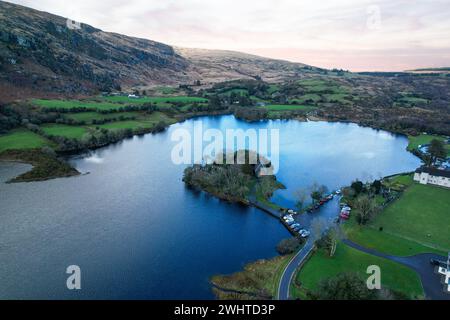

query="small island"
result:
[183,150,285,206]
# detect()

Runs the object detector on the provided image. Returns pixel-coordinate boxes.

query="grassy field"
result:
[41,124,88,139]
[93,112,175,131]
[65,111,140,122]
[370,183,450,251]
[0,129,51,152]
[344,174,450,256]
[33,99,124,111]
[290,93,321,104]
[263,104,317,112]
[407,134,449,156]
[292,243,424,299]
[103,96,208,104]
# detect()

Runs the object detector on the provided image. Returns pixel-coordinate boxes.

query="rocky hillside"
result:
[0,1,312,102]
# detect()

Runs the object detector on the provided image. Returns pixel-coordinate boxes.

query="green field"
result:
[263,104,317,111]
[221,88,249,96]
[345,174,450,256]
[370,183,450,251]
[267,84,280,95]
[407,134,449,156]
[407,134,446,150]
[41,124,88,139]
[324,93,352,104]
[33,99,124,111]
[0,129,51,153]
[290,93,321,104]
[297,79,345,94]
[293,243,424,299]
[93,112,175,131]
[103,96,208,104]
[65,112,140,123]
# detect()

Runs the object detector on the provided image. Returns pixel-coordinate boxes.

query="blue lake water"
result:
[0,116,421,299]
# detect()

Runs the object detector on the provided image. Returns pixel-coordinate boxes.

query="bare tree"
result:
[294,188,309,212]
[354,195,378,225]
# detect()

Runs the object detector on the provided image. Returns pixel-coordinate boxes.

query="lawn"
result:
[292,243,424,299]
[41,124,88,139]
[369,183,450,252]
[263,104,317,112]
[0,128,51,152]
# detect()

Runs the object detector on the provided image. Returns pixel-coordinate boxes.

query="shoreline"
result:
[1,113,425,184]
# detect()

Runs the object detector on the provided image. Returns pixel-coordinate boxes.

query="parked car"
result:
[292,225,301,232]
[286,220,295,226]
[299,229,311,238]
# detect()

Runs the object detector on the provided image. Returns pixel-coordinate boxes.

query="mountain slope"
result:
[0,1,312,101]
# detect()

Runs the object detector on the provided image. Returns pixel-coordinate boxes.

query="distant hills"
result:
[0,1,315,101]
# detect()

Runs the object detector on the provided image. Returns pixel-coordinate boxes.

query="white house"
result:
[413,167,450,188]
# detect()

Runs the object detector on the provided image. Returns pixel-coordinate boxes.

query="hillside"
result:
[0,1,312,102]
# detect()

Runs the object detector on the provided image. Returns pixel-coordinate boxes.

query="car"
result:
[288,209,295,214]
[286,220,295,226]
[340,214,350,220]
[299,229,311,238]
[291,223,301,228]
[283,214,293,220]
[292,225,301,232]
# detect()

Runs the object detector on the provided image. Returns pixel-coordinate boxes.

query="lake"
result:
[0,116,421,299]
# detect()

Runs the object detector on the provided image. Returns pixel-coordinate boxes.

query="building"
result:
[413,167,450,188]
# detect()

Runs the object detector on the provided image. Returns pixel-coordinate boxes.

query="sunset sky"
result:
[7,0,450,71]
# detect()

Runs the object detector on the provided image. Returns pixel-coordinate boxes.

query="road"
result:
[276,197,341,300]
[277,239,314,300]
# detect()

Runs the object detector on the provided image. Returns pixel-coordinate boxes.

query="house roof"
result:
[415,166,450,178]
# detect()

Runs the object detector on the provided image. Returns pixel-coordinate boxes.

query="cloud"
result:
[5,0,450,70]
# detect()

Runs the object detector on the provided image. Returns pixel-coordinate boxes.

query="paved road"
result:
[276,197,341,300]
[277,239,314,300]
[343,239,450,300]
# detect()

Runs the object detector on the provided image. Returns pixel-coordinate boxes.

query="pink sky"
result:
[7,0,450,71]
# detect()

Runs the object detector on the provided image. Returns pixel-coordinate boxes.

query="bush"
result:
[276,237,303,255]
